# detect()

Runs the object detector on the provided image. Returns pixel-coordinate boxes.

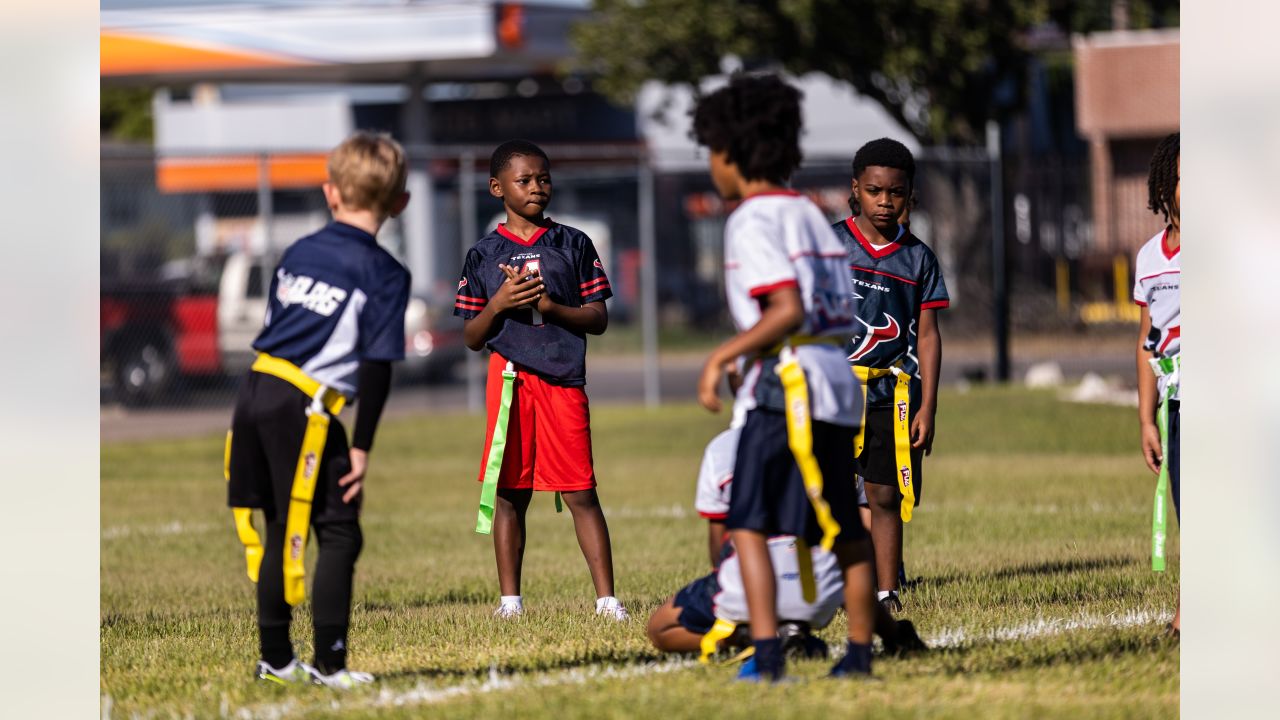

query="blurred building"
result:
[1074,28,1180,254]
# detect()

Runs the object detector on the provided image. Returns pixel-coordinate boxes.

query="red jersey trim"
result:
[580,277,609,289]
[846,217,903,259]
[1161,227,1179,260]
[456,294,487,304]
[1137,269,1181,283]
[496,222,551,247]
[1158,326,1180,353]
[698,511,729,520]
[920,300,950,310]
[1133,299,1148,307]
[749,279,799,298]
[850,264,918,286]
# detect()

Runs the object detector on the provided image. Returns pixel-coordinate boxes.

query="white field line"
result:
[169,609,1169,720]
[101,506,693,543]
[101,520,218,541]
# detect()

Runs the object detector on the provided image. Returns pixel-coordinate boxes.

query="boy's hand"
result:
[910,408,935,454]
[698,357,731,412]
[338,448,368,504]
[492,264,544,313]
[1140,423,1163,474]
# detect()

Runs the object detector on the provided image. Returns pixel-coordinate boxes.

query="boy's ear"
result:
[388,191,410,218]
[489,177,503,198]
[322,182,342,211]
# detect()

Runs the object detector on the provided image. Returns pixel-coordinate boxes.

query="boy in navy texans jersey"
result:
[454,140,627,621]
[226,132,411,689]
[835,138,949,613]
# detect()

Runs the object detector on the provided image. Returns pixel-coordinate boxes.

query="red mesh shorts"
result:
[477,351,596,492]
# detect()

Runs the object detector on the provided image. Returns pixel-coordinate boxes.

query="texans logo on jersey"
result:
[849,312,901,361]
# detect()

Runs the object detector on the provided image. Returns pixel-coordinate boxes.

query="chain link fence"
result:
[101,142,1131,420]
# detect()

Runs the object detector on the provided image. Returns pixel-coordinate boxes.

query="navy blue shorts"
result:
[1168,400,1179,521]
[673,572,719,635]
[726,409,865,546]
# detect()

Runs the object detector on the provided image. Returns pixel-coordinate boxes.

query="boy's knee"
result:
[315,522,363,561]
[560,488,600,511]
[865,483,899,512]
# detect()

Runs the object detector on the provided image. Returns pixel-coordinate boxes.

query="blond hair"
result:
[327,131,407,216]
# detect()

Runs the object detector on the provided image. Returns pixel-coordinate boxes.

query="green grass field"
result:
[101,387,1179,718]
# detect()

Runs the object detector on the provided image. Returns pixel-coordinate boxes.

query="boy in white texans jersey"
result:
[1133,132,1180,635]
[692,74,877,682]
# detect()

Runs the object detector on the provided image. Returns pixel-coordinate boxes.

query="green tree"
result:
[101,85,155,142]
[573,0,1178,145]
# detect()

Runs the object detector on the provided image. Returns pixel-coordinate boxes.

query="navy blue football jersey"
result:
[253,221,411,397]
[453,221,612,385]
[834,218,949,407]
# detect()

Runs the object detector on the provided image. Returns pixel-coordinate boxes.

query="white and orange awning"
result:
[101,1,583,83]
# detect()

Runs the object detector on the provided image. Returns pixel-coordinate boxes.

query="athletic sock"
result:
[876,590,897,602]
[313,624,348,675]
[259,624,293,670]
[500,595,523,609]
[752,638,785,681]
[832,641,873,676]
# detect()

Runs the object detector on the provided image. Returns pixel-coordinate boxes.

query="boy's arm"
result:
[707,520,727,568]
[539,297,608,335]
[698,286,804,412]
[1136,307,1162,474]
[462,269,545,350]
[338,360,393,503]
[911,307,942,453]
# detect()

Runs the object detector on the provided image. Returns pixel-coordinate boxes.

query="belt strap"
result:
[776,347,841,602]
[282,396,333,606]
[852,364,916,522]
[226,431,263,583]
[1150,374,1177,572]
[252,353,346,415]
[229,354,337,606]
[763,334,843,357]
[476,362,518,534]
[699,618,740,664]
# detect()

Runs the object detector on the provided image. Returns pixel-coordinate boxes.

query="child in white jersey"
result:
[1133,132,1180,635]
[691,74,878,682]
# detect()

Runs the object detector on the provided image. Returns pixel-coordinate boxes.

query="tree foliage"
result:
[572,0,1178,145]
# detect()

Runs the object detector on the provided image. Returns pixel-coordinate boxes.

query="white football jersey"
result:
[723,192,861,426]
[1133,227,1180,400]
[694,428,740,520]
[714,536,845,628]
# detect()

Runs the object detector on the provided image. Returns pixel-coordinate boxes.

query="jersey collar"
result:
[497,220,553,247]
[329,221,378,245]
[846,217,906,259]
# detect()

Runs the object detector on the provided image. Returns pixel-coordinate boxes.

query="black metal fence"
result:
[101,143,1122,413]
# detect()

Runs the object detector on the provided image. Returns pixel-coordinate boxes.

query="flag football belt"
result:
[852,364,915,523]
[1148,354,1180,572]
[227,353,346,606]
[775,342,844,604]
[474,362,562,535]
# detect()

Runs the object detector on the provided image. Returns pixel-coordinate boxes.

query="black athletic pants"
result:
[258,521,363,673]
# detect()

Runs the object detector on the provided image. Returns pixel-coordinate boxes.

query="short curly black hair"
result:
[851,138,916,187]
[490,139,550,179]
[691,73,803,185]
[1147,132,1179,224]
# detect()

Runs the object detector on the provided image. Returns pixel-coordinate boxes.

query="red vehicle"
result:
[100,278,221,406]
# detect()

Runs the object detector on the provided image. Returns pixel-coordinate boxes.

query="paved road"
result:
[101,340,1134,443]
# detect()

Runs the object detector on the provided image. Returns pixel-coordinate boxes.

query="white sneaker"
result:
[494,601,524,619]
[312,668,375,690]
[255,658,318,685]
[595,596,629,621]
